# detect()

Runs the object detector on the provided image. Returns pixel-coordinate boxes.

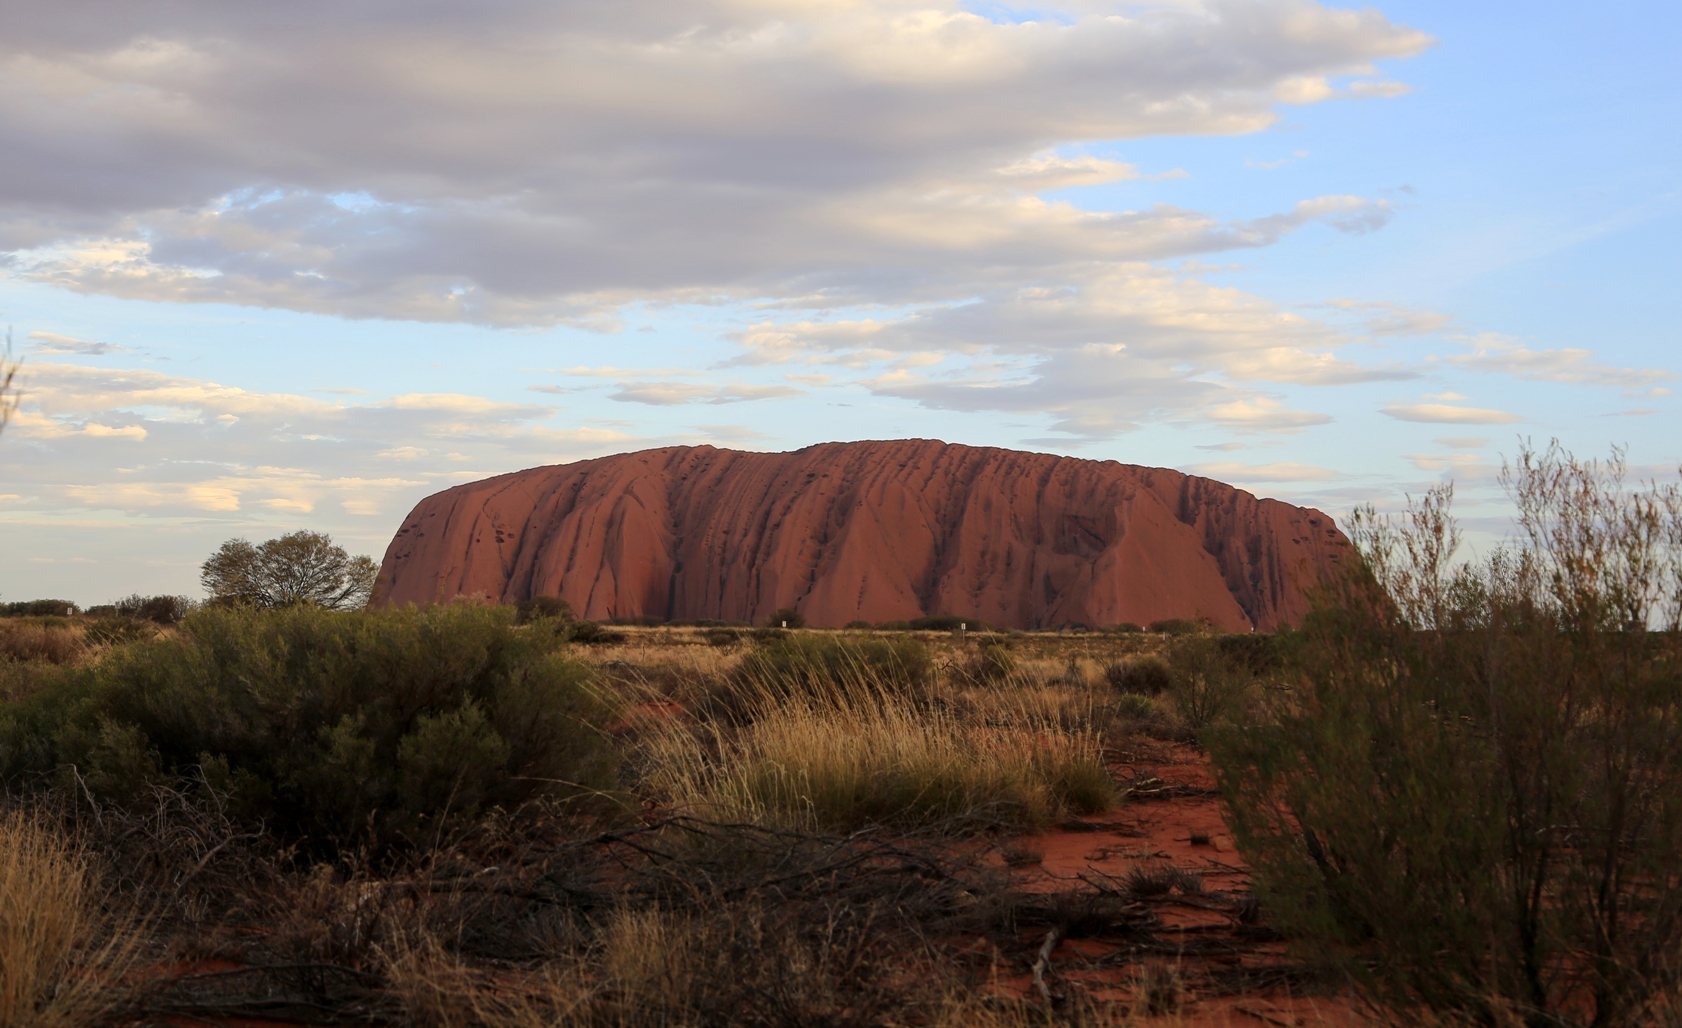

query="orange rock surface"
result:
[376,440,1350,629]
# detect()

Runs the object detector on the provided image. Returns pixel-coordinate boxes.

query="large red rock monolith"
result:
[376,440,1349,630]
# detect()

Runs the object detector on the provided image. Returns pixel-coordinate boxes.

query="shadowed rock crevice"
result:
[377,440,1350,630]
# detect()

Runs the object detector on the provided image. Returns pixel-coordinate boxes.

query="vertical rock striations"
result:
[376,440,1350,630]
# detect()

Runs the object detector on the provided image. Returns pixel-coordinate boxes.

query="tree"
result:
[202,531,379,610]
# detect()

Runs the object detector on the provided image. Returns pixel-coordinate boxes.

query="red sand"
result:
[997,744,1367,1025]
[376,439,1350,630]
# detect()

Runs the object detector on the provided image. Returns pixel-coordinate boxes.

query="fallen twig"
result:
[1031,926,1064,1005]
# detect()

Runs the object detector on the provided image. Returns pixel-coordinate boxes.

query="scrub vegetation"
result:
[1,443,1678,1024]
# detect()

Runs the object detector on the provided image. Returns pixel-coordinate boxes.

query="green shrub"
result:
[1146,617,1205,636]
[515,595,571,623]
[0,604,620,850]
[766,607,805,629]
[567,620,626,645]
[1209,445,1682,1025]
[113,594,193,625]
[1,601,77,618]
[907,615,982,632]
[703,627,742,647]
[1112,622,1144,634]
[842,620,873,631]
[1102,656,1171,696]
[1214,632,1280,673]
[1162,636,1253,730]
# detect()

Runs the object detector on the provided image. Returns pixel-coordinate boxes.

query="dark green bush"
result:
[567,620,627,645]
[766,607,806,629]
[114,593,194,624]
[1162,636,1254,730]
[0,603,620,850]
[907,614,982,632]
[1102,656,1171,696]
[1112,622,1144,634]
[2,600,77,617]
[1214,632,1280,673]
[515,595,572,623]
[704,627,743,647]
[1145,617,1205,636]
[842,620,874,630]
[1210,446,1682,1025]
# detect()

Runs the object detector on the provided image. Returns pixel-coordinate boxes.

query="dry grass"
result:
[643,670,1115,831]
[0,618,82,665]
[0,812,134,1028]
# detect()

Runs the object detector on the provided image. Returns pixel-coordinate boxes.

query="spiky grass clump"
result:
[648,677,1114,832]
[0,813,132,1027]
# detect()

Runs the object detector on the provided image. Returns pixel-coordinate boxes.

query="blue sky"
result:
[1,0,1677,604]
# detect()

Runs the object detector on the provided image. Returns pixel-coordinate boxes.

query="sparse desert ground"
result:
[0,614,1363,1027]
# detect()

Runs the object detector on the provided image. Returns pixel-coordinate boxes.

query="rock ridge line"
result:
[375,439,1350,630]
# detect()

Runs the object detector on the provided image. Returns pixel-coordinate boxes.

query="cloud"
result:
[1319,299,1452,337]
[688,424,776,446]
[26,331,127,355]
[1245,150,1309,170]
[1,361,647,524]
[553,367,707,379]
[608,382,802,406]
[1207,397,1333,432]
[1186,461,1341,482]
[1434,436,1489,448]
[729,262,1415,440]
[1381,403,1522,425]
[1446,334,1675,395]
[0,2,1429,325]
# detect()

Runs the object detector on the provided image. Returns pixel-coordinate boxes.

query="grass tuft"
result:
[0,813,134,1027]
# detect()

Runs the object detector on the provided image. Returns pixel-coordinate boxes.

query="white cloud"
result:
[728,262,1412,440]
[0,1,1448,455]
[1207,397,1333,432]
[1186,460,1341,482]
[0,1,1430,325]
[1381,402,1522,425]
[1406,452,1492,474]
[1447,334,1675,395]
[608,382,802,406]
[26,331,127,355]
[0,361,647,524]
[1319,299,1452,337]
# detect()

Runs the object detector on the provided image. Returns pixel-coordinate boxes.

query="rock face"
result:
[376,440,1351,631]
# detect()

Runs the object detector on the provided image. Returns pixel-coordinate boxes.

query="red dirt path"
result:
[998,742,1367,1026]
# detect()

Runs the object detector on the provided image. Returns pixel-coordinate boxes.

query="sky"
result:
[1,0,1678,605]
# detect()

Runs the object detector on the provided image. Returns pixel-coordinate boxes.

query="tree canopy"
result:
[201,531,379,609]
